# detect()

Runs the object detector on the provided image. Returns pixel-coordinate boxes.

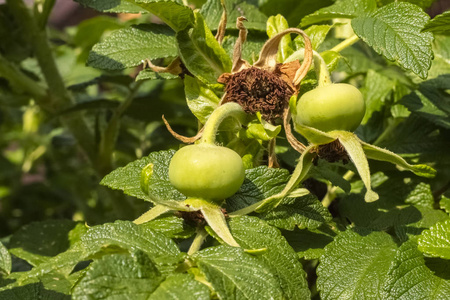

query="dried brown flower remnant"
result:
[222,67,294,121]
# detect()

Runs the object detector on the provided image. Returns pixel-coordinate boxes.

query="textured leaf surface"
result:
[418,219,450,259]
[283,228,334,260]
[177,12,232,83]
[100,150,181,202]
[200,0,267,31]
[80,220,180,258]
[9,220,80,266]
[88,24,177,70]
[384,240,450,299]
[73,252,164,300]
[352,2,433,79]
[0,282,69,300]
[301,0,377,27]
[194,245,284,300]
[0,242,11,276]
[184,75,220,124]
[141,214,195,239]
[229,216,310,300]
[148,273,210,300]
[226,166,290,212]
[317,229,397,300]
[262,194,332,230]
[422,10,450,35]
[401,75,450,129]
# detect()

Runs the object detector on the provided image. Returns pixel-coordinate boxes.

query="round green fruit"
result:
[168,144,245,202]
[295,83,365,132]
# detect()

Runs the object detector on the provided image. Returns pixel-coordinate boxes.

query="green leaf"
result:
[228,216,311,300]
[244,114,282,141]
[9,220,80,267]
[384,240,450,299]
[295,25,333,51]
[193,245,284,300]
[0,282,69,300]
[0,242,11,276]
[422,10,450,35]
[184,75,220,124]
[418,219,450,259]
[351,2,434,79]
[177,11,232,83]
[100,150,183,202]
[78,0,196,31]
[81,220,181,258]
[401,75,450,129]
[200,0,267,31]
[301,0,377,27]
[440,196,450,214]
[226,166,291,212]
[361,69,395,124]
[375,114,450,157]
[317,229,397,300]
[267,15,293,62]
[134,0,194,32]
[149,273,210,300]
[222,35,265,65]
[87,24,177,70]
[283,228,334,260]
[141,214,195,239]
[261,194,332,230]
[72,252,164,300]
[74,0,146,13]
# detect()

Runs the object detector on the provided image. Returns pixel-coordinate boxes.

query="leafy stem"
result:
[329,34,360,53]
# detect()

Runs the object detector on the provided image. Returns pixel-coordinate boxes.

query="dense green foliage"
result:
[0,0,449,299]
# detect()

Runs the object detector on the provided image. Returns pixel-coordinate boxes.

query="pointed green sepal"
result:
[184,198,240,247]
[331,131,379,202]
[133,204,173,225]
[294,122,336,145]
[360,141,436,178]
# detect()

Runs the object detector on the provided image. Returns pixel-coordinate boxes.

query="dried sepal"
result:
[162,115,203,144]
[283,107,306,153]
[214,0,227,45]
[142,57,183,76]
[254,28,313,82]
[231,17,251,73]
